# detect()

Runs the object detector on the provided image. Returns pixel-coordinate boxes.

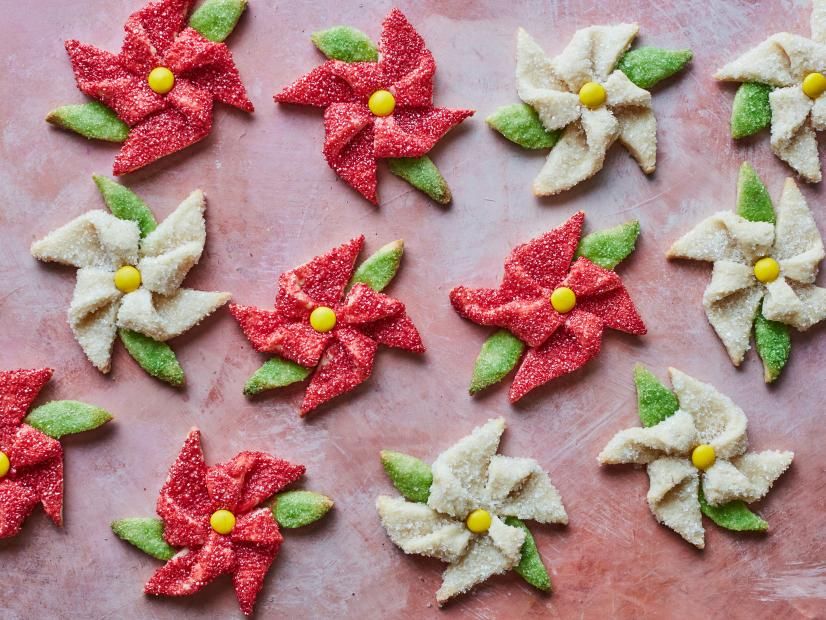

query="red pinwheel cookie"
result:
[450,213,645,401]
[275,9,474,205]
[113,429,333,615]
[47,0,252,174]
[230,236,424,415]
[0,368,112,539]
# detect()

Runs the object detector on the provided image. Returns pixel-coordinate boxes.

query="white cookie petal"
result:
[598,409,696,465]
[647,457,704,548]
[703,450,793,505]
[772,177,825,269]
[590,24,639,81]
[138,241,205,296]
[769,86,814,146]
[69,302,119,373]
[772,121,822,183]
[772,33,826,79]
[516,28,565,92]
[703,284,764,366]
[667,213,741,262]
[762,277,806,327]
[614,107,657,173]
[552,27,595,91]
[714,38,795,86]
[703,260,756,304]
[139,190,206,259]
[116,287,230,341]
[813,0,826,44]
[68,268,122,324]
[485,455,568,525]
[605,70,651,108]
[811,95,826,131]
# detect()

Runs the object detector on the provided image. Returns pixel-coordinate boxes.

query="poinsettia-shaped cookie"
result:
[488,25,691,195]
[715,0,826,181]
[599,366,793,548]
[0,368,112,539]
[230,236,424,414]
[113,429,332,615]
[31,177,229,385]
[275,9,474,205]
[47,0,253,175]
[668,163,826,382]
[450,213,645,401]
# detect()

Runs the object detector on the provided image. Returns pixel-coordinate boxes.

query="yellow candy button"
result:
[114,266,142,293]
[550,286,577,313]
[753,257,780,283]
[466,509,492,534]
[148,67,175,95]
[0,451,9,478]
[802,72,826,99]
[210,509,236,535]
[309,306,337,333]
[578,81,607,108]
[691,444,716,471]
[368,90,396,117]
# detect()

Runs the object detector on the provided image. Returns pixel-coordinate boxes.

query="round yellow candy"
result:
[465,509,492,534]
[210,509,236,535]
[550,286,577,313]
[368,90,396,117]
[753,257,780,283]
[148,67,175,95]
[802,72,826,99]
[691,444,716,471]
[578,81,607,108]
[0,451,9,478]
[114,266,142,293]
[309,306,337,333]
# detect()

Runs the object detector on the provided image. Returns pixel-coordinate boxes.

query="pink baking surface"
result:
[1,0,825,618]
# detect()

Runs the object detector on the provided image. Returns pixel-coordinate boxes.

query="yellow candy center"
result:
[0,451,9,478]
[802,72,826,99]
[465,509,492,534]
[368,89,396,117]
[114,266,142,293]
[550,286,577,313]
[210,509,236,535]
[309,306,337,333]
[578,81,607,108]
[691,444,716,471]
[753,257,780,283]
[148,67,175,95]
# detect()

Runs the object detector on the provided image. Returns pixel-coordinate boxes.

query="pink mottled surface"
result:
[1,0,825,618]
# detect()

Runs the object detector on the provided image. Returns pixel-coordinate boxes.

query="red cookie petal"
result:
[232,508,284,546]
[145,531,236,598]
[338,283,404,325]
[0,481,39,539]
[8,425,62,469]
[275,62,357,107]
[229,304,287,351]
[233,542,280,615]
[120,14,162,75]
[373,107,473,159]
[378,8,434,84]
[0,368,52,428]
[323,103,373,161]
[562,257,622,298]
[358,313,426,353]
[325,124,379,203]
[16,457,64,527]
[329,61,387,99]
[263,323,334,367]
[208,452,305,514]
[166,78,213,127]
[127,0,195,56]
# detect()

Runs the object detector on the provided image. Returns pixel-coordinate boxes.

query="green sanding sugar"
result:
[45,102,129,142]
[736,162,775,224]
[754,309,791,383]
[118,329,184,386]
[25,400,112,439]
[271,491,334,528]
[311,26,378,62]
[575,220,640,270]
[387,156,452,204]
[112,517,175,560]
[243,357,311,396]
[380,450,433,503]
[731,82,773,139]
[634,364,679,427]
[505,516,552,592]
[486,103,560,149]
[189,0,247,42]
[470,330,525,394]
[699,487,768,532]
[616,47,693,90]
[94,175,157,237]
[350,240,404,293]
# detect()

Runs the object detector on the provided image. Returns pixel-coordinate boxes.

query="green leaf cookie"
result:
[93,175,158,238]
[243,357,312,396]
[486,103,561,150]
[754,308,791,383]
[25,401,112,439]
[469,330,525,395]
[575,220,640,270]
[112,517,176,560]
[731,83,773,139]
[616,47,693,90]
[735,162,775,224]
[350,240,404,293]
[634,364,679,427]
[505,516,552,592]
[387,156,452,205]
[45,102,129,143]
[189,0,247,42]
[271,490,334,528]
[311,26,379,62]
[118,329,185,386]
[380,450,433,503]
[698,487,768,532]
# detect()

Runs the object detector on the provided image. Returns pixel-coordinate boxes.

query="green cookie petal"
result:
[350,240,404,293]
[25,401,112,439]
[736,162,775,224]
[387,156,452,205]
[754,308,791,383]
[616,47,693,90]
[575,220,640,270]
[243,357,312,396]
[94,175,157,238]
[46,102,129,142]
[189,0,247,42]
[699,487,768,532]
[486,103,560,149]
[470,330,525,395]
[634,364,679,427]
[112,518,175,560]
[380,450,433,503]
[271,491,334,528]
[731,83,773,139]
[311,26,378,62]
[118,329,185,386]
[505,517,552,592]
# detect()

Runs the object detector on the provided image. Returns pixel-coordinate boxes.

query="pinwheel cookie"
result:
[715,0,826,181]
[450,212,645,402]
[488,25,691,195]
[47,0,252,175]
[668,162,826,382]
[377,418,567,604]
[275,9,474,205]
[0,368,113,539]
[230,236,424,415]
[112,428,332,615]
[31,177,230,385]
[599,366,793,548]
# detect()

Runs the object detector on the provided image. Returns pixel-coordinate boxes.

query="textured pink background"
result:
[1,0,825,618]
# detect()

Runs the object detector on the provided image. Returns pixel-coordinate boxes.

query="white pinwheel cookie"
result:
[599,366,793,549]
[668,162,826,382]
[376,417,567,604]
[31,178,229,383]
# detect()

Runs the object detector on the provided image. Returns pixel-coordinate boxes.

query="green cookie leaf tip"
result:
[617,47,692,90]
[350,239,404,293]
[189,0,248,42]
[112,517,176,560]
[731,83,773,139]
[575,220,640,270]
[634,364,679,427]
[118,329,185,386]
[46,102,129,142]
[380,450,433,503]
[505,517,552,592]
[736,162,775,224]
[754,308,791,383]
[25,400,112,439]
[486,103,560,150]
[469,330,525,394]
[93,175,158,237]
[311,26,379,62]
[699,487,768,532]
[271,490,334,528]
[387,156,452,205]
[243,357,312,396]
